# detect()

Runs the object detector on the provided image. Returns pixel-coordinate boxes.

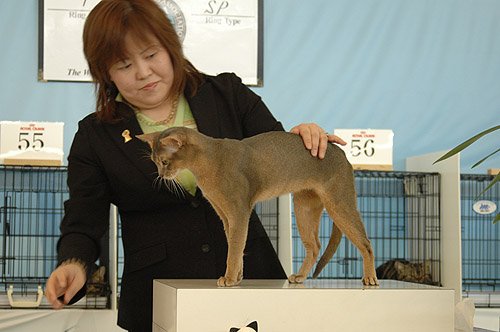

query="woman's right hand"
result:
[45,263,86,309]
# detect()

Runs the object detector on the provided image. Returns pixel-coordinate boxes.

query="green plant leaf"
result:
[475,172,500,200]
[472,147,500,168]
[434,124,500,224]
[434,124,500,164]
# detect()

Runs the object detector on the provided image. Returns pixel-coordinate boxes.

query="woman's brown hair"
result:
[83,0,203,123]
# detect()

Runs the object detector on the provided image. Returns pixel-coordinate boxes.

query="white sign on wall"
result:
[334,129,394,170]
[0,121,64,166]
[39,0,262,85]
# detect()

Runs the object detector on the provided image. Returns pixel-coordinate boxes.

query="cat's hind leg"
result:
[288,190,324,283]
[323,195,378,286]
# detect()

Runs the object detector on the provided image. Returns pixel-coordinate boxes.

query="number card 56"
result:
[334,129,394,171]
[0,121,64,166]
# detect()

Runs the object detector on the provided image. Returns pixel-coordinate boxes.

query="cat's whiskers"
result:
[152,175,163,191]
[163,177,186,198]
[139,149,153,160]
[152,174,186,198]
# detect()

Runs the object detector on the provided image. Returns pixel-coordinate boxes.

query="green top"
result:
[116,93,198,196]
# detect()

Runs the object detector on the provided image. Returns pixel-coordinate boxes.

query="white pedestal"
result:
[0,309,125,332]
[474,308,500,332]
[153,279,455,332]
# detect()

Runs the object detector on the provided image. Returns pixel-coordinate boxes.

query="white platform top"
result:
[154,279,448,291]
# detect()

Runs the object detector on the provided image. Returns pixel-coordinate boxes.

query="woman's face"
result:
[108,32,174,111]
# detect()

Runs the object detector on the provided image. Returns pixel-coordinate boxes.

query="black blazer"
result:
[57,73,287,331]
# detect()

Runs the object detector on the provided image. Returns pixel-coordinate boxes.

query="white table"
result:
[153,279,454,332]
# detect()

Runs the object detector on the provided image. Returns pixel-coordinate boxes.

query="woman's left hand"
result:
[290,123,347,159]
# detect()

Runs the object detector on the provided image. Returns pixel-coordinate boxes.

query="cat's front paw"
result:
[217,276,241,287]
[362,276,379,286]
[288,274,307,284]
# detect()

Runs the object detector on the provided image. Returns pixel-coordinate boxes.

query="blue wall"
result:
[1,0,499,172]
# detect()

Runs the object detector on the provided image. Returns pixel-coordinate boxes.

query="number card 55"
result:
[334,129,394,171]
[0,121,64,166]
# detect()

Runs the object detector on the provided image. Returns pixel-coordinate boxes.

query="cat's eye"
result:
[161,160,169,166]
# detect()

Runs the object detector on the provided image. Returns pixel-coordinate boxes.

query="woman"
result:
[44,0,345,331]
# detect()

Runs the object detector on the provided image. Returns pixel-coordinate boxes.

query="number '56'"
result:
[351,139,375,157]
[18,132,44,151]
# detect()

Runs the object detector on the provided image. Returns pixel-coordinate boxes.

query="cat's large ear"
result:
[394,261,405,273]
[136,132,161,147]
[160,134,184,151]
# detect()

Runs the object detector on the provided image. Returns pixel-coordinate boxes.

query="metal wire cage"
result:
[0,166,110,309]
[292,171,441,286]
[0,166,444,307]
[461,173,500,308]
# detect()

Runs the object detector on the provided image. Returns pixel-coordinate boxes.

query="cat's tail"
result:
[312,223,342,278]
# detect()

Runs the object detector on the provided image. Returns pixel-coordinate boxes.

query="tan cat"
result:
[137,127,378,287]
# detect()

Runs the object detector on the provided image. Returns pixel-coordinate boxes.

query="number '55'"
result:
[18,132,44,151]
